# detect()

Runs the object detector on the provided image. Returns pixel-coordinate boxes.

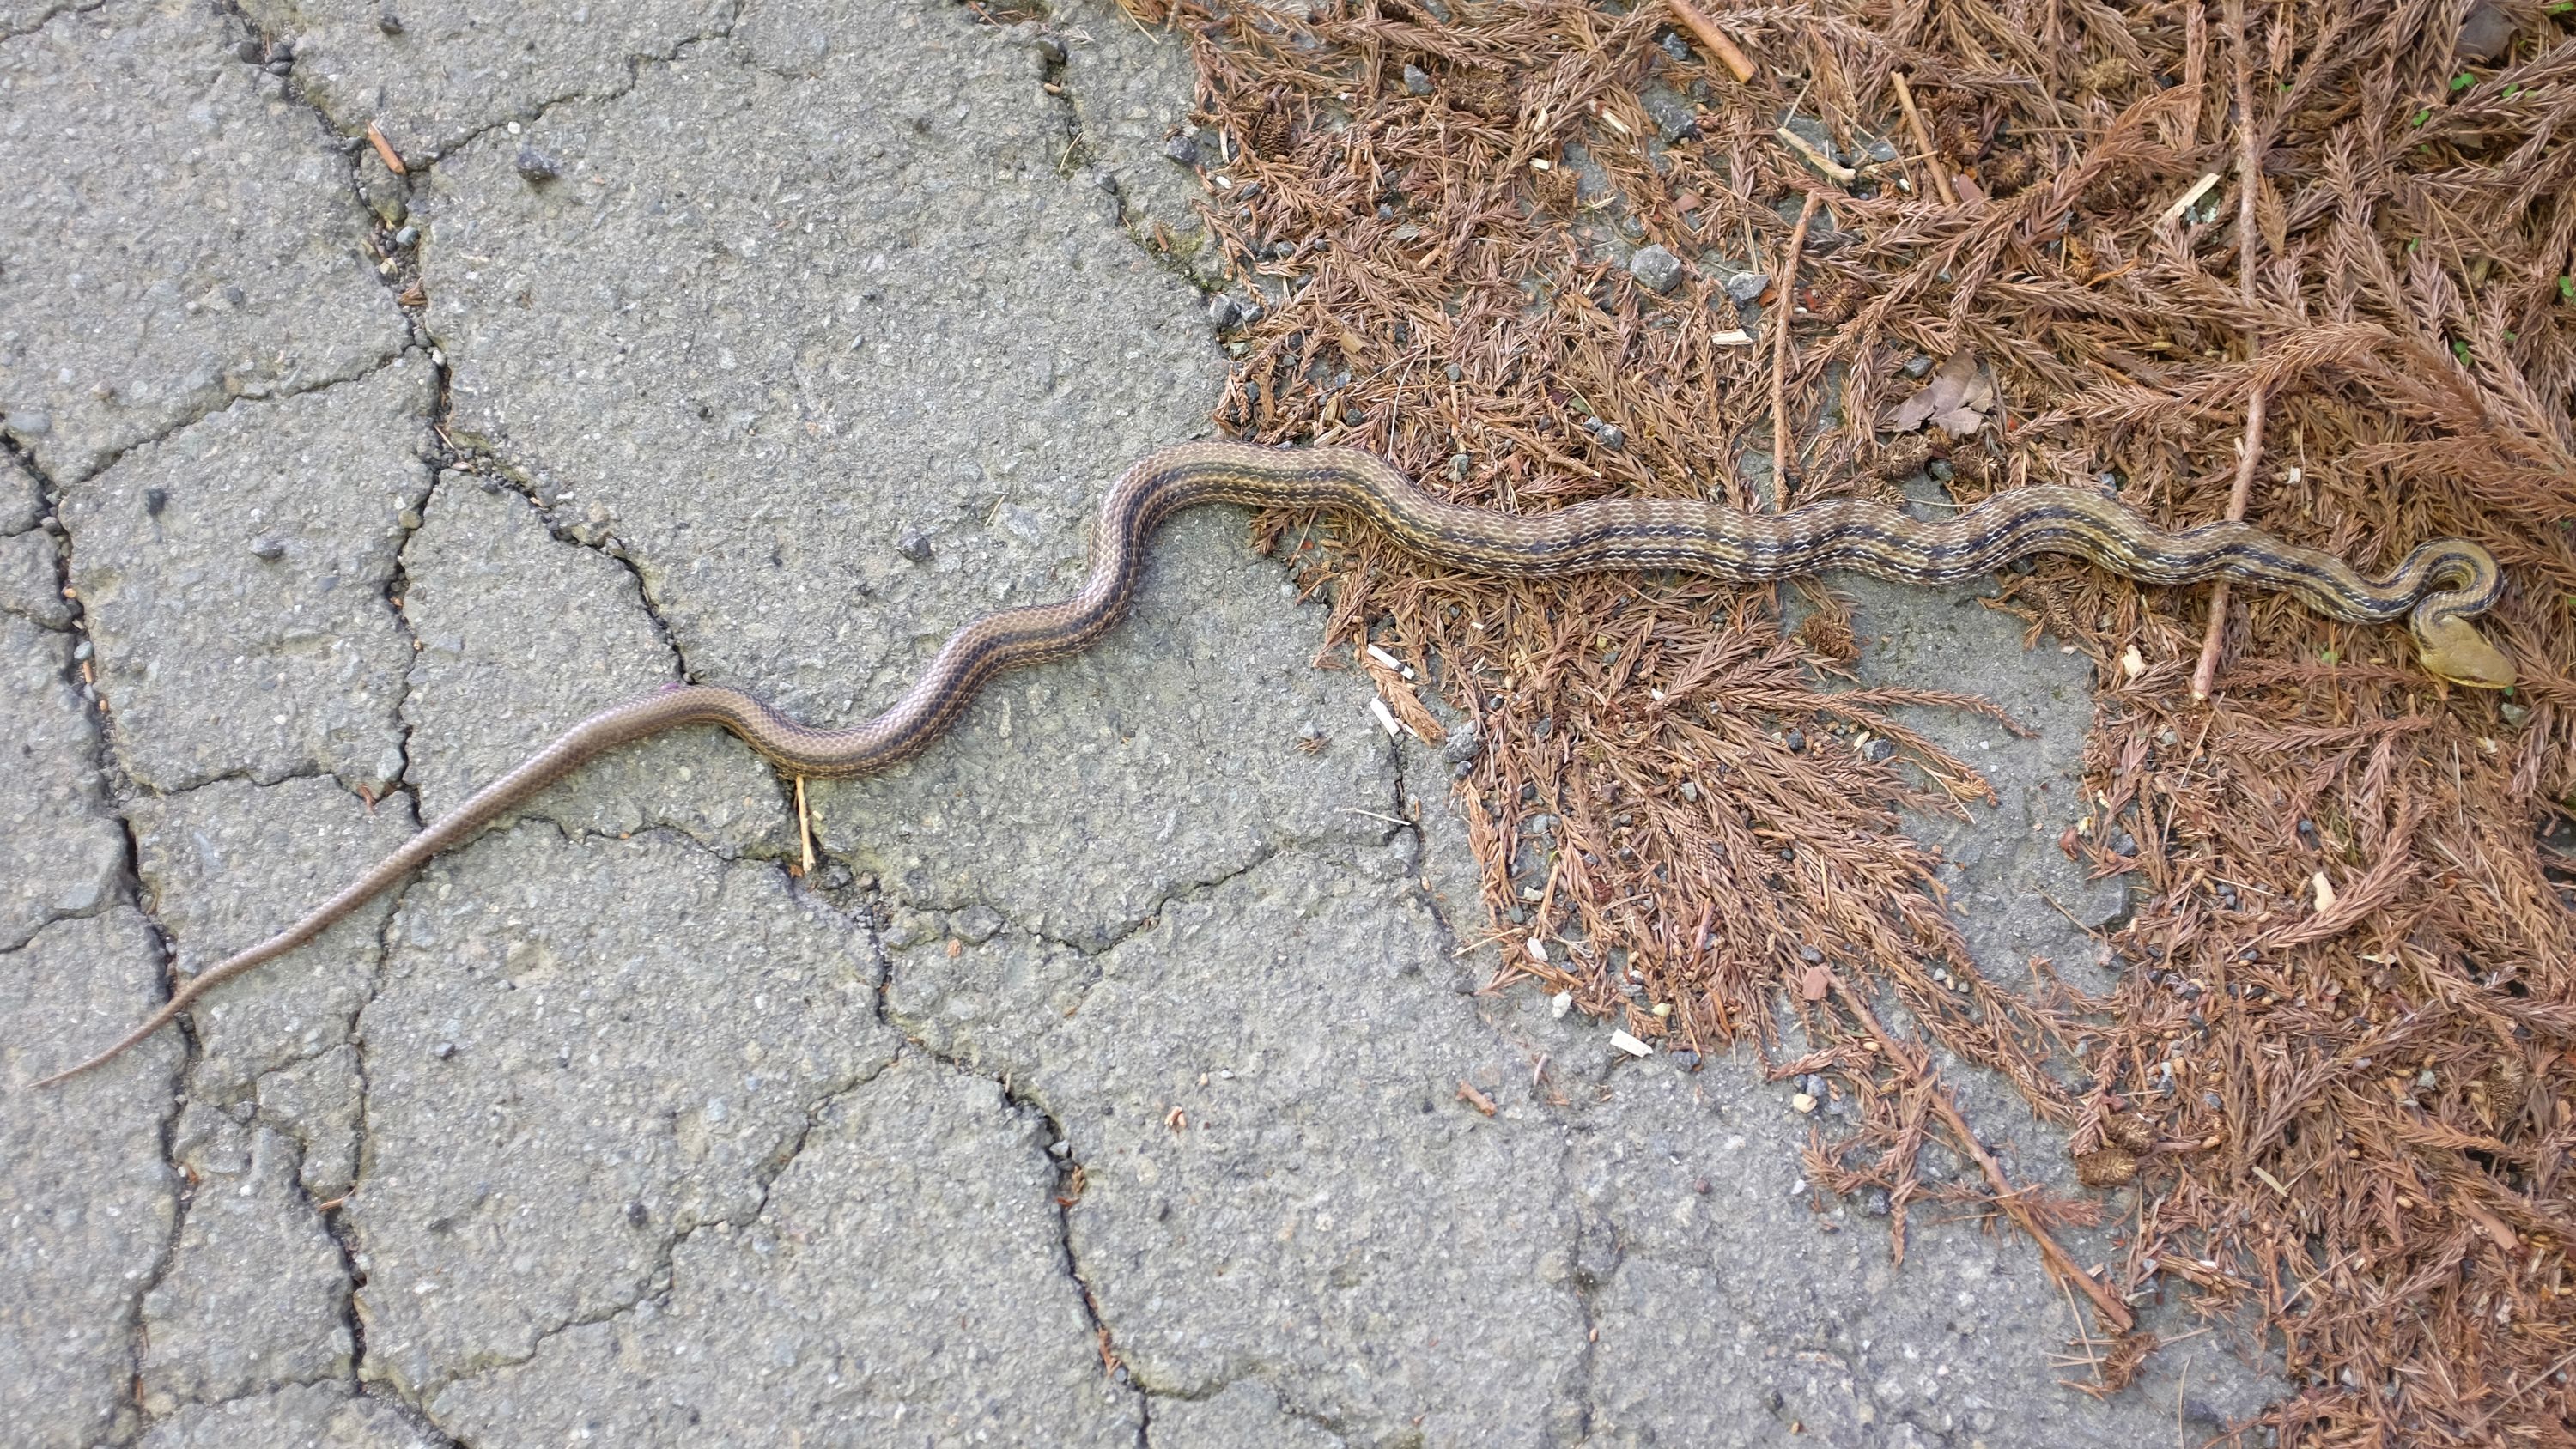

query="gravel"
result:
[1628,243,1685,294]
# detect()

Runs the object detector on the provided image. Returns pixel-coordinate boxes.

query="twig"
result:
[1888,74,1955,206]
[1774,126,1856,183]
[795,775,816,876]
[365,118,407,176]
[2190,394,2263,701]
[1769,191,1822,511]
[1663,0,1757,83]
[2191,0,2268,701]
[1830,971,2137,1334]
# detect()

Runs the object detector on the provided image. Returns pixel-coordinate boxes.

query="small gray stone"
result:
[7,408,51,439]
[378,3,404,34]
[394,225,418,247]
[1402,64,1432,96]
[513,145,561,183]
[1442,718,1481,765]
[1901,353,1935,378]
[1722,270,1767,304]
[896,528,933,563]
[1207,293,1242,330]
[248,537,288,561]
[2458,2,2512,62]
[952,902,1004,945]
[1159,134,1199,167]
[1628,244,1684,294]
[1863,738,1896,763]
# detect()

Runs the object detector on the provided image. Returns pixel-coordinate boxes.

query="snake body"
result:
[37,440,2510,1085]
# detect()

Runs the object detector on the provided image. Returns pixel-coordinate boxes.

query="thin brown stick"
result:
[2190,0,2269,701]
[1664,0,1757,83]
[2191,394,2264,700]
[795,774,816,876]
[1832,972,2138,1335]
[365,118,407,176]
[1770,190,1821,511]
[1888,73,1956,206]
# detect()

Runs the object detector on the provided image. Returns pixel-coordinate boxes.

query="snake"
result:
[35,440,2511,1087]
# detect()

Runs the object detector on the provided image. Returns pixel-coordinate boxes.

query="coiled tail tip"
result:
[2414,615,2515,689]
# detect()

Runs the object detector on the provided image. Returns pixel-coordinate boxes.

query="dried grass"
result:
[1095,0,2575,1438]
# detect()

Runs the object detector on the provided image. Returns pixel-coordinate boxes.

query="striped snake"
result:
[38,440,2509,1086]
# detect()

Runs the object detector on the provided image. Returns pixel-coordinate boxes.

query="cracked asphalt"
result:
[3,3,2283,1444]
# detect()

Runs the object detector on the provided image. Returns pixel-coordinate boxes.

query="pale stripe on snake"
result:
[36,440,2509,1085]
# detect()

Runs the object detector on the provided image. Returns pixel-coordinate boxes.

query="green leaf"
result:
[2453,340,2473,364]
[2451,73,2474,91]
[2412,107,2431,125]
[2505,86,2524,100]
[2561,276,2574,301]
[2408,237,2422,253]
[2318,648,2340,666]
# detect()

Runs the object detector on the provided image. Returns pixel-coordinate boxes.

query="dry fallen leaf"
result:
[2312,870,2337,913]
[1798,963,1831,1001]
[1886,349,1996,434]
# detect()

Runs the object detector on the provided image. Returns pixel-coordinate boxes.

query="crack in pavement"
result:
[387,1044,900,1404]
[219,0,741,170]
[0,430,197,1440]
[864,954,1151,1442]
[349,822,892,1406]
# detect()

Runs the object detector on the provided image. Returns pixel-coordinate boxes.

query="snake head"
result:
[2414,615,2515,689]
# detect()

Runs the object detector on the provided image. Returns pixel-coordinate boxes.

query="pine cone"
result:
[1928,98,1985,166]
[2075,1148,2139,1188]
[1870,433,1935,482]
[2103,1112,2160,1155]
[1984,149,2039,195]
[1805,274,1868,324]
[1446,69,1518,122]
[2076,55,2133,94]
[1249,97,1294,158]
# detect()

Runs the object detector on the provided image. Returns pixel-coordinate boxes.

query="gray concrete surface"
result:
[1,1,2282,1444]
